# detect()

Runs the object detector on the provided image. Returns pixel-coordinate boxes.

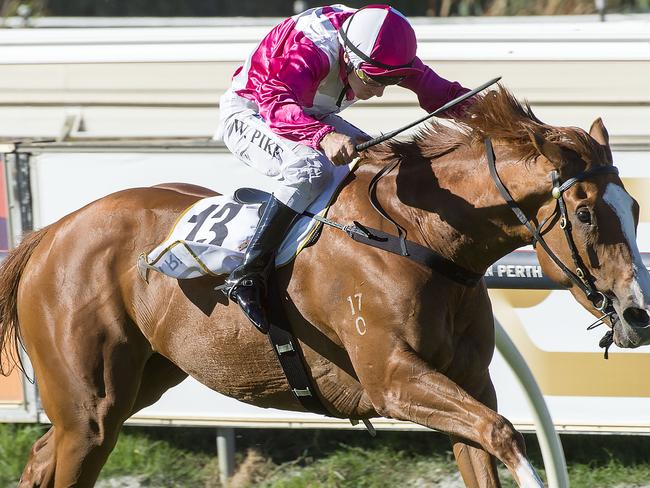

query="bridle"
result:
[485,137,619,314]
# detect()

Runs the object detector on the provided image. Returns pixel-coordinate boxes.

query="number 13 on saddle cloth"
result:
[139,161,354,280]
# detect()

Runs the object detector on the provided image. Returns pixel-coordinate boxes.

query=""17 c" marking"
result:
[346,293,367,336]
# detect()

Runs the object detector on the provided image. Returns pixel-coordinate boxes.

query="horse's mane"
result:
[367,86,602,164]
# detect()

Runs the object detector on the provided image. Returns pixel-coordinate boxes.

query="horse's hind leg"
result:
[46,350,185,488]
[18,351,186,487]
[18,427,56,488]
[131,354,188,412]
[18,291,151,488]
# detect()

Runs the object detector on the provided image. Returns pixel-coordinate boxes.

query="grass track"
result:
[2,424,650,487]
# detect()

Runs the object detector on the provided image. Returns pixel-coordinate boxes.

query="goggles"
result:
[355,68,406,87]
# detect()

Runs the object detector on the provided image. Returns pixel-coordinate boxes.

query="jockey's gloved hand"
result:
[320,131,359,165]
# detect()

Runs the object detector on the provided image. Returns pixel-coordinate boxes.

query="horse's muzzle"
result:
[613,311,650,348]
[622,307,650,329]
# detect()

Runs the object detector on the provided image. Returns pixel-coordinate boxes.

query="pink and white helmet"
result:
[338,5,422,79]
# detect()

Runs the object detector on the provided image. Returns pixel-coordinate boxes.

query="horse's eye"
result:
[577,208,592,224]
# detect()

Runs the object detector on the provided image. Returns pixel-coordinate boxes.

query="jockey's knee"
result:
[302,161,332,196]
[279,156,334,212]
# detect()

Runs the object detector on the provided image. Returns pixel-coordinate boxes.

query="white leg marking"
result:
[515,455,545,488]
[603,183,650,307]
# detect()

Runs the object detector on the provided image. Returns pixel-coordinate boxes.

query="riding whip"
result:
[355,76,502,152]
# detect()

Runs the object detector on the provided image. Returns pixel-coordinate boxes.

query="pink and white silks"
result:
[216,4,470,213]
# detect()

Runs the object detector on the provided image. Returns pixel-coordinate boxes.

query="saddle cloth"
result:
[140,161,354,280]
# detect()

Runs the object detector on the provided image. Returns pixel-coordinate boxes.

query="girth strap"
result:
[267,273,330,416]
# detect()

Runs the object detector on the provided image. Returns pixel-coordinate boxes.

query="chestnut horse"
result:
[2,89,649,488]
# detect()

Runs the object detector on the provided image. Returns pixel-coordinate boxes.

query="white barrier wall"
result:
[0,16,649,144]
[3,141,646,433]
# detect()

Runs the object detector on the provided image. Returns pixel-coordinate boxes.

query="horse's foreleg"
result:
[449,381,501,488]
[451,436,501,488]
[52,421,122,488]
[358,346,543,488]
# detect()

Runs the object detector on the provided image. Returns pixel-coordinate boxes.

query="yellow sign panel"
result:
[492,289,650,398]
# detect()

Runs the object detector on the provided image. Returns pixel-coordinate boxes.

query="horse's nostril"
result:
[623,307,650,328]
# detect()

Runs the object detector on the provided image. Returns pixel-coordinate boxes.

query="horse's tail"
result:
[0,227,49,376]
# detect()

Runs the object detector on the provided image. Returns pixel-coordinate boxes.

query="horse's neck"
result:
[344,147,548,275]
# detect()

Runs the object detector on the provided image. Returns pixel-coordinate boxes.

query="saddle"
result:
[140,157,353,281]
[233,187,271,205]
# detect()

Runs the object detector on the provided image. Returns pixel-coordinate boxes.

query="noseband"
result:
[485,138,619,314]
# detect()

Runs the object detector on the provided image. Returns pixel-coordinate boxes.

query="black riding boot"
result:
[226,195,299,333]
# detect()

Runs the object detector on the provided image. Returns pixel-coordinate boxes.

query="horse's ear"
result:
[589,117,614,164]
[527,129,564,168]
[589,118,609,146]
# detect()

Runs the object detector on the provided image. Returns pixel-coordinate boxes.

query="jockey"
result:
[216,4,472,334]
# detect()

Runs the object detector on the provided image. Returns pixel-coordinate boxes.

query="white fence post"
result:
[216,427,235,487]
[495,318,569,488]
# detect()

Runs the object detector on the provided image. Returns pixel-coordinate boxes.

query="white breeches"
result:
[216,90,366,213]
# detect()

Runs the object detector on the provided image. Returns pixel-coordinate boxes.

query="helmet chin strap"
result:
[342,52,355,74]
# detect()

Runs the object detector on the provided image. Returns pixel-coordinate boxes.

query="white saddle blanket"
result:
[141,162,353,280]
